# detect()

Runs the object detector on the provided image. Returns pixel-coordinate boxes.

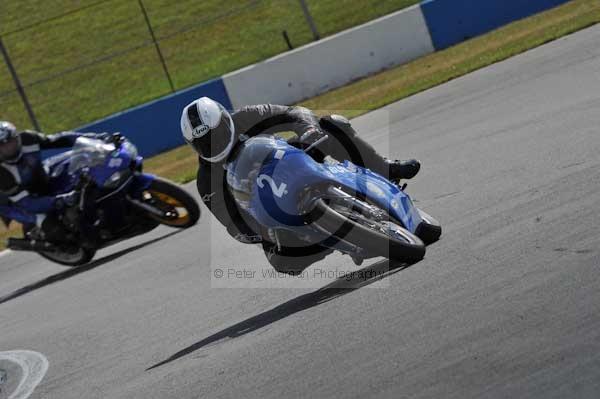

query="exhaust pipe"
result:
[8,238,60,253]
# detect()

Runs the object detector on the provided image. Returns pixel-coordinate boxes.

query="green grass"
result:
[0,0,419,132]
[0,221,23,250]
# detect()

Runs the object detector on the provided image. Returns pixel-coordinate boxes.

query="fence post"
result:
[0,36,40,131]
[298,0,320,41]
[282,30,293,50]
[138,0,175,93]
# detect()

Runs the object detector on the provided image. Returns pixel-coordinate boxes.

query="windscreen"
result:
[67,137,116,174]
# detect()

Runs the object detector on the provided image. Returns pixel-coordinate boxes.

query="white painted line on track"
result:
[0,350,48,399]
[0,250,13,259]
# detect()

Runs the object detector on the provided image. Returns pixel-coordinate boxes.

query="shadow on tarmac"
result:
[0,230,182,305]
[148,258,416,371]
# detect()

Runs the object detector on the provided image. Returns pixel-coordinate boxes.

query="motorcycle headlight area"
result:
[104,169,132,189]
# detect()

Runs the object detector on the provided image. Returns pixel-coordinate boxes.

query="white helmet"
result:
[180,97,235,163]
[0,121,21,163]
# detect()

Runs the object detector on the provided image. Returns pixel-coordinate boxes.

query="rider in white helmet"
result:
[181,97,420,273]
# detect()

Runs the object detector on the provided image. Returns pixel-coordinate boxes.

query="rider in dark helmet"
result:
[181,98,421,273]
[0,121,115,247]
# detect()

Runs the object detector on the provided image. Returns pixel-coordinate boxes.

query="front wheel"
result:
[415,208,442,245]
[143,178,200,228]
[310,197,425,263]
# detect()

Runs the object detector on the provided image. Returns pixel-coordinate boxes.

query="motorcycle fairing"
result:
[43,142,155,197]
[244,138,422,233]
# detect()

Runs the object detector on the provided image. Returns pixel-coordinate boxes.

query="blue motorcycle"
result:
[227,135,441,265]
[8,137,200,266]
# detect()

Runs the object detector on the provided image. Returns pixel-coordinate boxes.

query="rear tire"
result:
[311,199,425,263]
[144,178,200,228]
[20,225,96,267]
[38,247,96,267]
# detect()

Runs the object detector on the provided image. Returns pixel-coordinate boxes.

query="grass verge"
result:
[301,0,600,116]
[0,222,23,251]
[2,0,599,250]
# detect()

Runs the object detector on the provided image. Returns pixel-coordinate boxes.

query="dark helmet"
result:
[0,121,21,163]
[180,97,235,163]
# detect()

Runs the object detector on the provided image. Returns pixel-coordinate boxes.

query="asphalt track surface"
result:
[1,25,600,399]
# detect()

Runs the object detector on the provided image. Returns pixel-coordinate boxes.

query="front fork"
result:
[297,186,375,259]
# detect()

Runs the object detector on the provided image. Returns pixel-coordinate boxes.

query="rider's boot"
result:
[386,158,421,181]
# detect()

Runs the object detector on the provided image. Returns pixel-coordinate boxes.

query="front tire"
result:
[415,208,442,245]
[144,178,200,228]
[311,198,425,263]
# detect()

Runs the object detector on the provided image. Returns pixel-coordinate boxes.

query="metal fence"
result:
[0,0,417,133]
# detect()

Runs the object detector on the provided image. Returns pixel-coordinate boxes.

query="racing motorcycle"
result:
[7,136,200,266]
[226,134,442,266]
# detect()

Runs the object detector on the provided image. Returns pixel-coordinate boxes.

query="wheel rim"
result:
[329,201,417,245]
[145,190,191,227]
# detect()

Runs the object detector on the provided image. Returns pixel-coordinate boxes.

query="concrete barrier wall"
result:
[420,0,570,50]
[76,78,232,157]
[222,5,434,109]
[73,0,571,158]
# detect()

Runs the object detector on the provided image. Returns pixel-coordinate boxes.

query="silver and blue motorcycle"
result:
[226,135,441,266]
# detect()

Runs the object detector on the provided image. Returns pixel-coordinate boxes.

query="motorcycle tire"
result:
[415,208,442,245]
[39,247,96,267]
[310,198,426,263]
[144,178,200,228]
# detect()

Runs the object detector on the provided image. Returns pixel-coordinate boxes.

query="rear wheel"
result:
[143,178,200,228]
[20,225,96,267]
[310,194,425,263]
[39,247,96,267]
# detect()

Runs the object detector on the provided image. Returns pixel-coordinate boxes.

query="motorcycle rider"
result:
[180,98,421,273]
[0,121,117,247]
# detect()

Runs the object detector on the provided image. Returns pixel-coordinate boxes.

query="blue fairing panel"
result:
[247,140,422,233]
[333,162,422,233]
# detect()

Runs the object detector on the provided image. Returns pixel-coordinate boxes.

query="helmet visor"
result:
[192,112,235,162]
[0,135,21,162]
